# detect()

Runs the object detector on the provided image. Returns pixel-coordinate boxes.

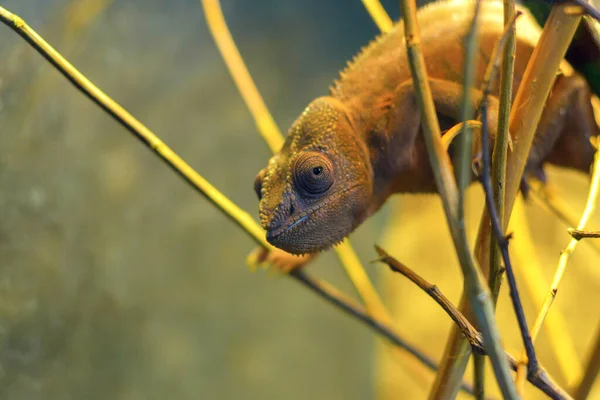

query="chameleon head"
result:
[254,96,373,255]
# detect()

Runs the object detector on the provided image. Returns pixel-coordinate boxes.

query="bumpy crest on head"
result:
[254,96,373,255]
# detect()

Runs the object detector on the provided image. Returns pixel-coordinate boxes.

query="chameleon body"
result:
[254,0,600,256]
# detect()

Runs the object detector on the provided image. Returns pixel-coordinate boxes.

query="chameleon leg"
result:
[528,73,600,175]
[383,78,501,194]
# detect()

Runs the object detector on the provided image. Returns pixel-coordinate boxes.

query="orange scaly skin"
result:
[254,0,600,260]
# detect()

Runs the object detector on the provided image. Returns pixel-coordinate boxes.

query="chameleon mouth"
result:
[266,214,309,241]
[265,184,361,243]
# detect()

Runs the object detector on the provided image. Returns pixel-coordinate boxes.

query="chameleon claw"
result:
[245,247,271,272]
[245,246,314,274]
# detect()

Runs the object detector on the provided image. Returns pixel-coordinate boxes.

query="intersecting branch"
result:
[375,246,572,399]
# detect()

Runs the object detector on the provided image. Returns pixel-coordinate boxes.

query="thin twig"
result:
[288,270,439,375]
[529,184,600,261]
[473,355,485,400]
[529,149,600,349]
[568,229,600,240]
[361,0,393,33]
[510,195,583,385]
[373,247,482,347]
[375,246,572,400]
[442,120,482,150]
[461,5,487,394]
[201,0,283,152]
[0,5,463,390]
[474,9,520,396]
[289,271,475,396]
[456,0,482,215]
[489,0,516,304]
[397,0,517,397]
[476,9,540,387]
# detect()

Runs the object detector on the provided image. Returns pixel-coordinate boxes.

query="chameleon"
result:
[253,0,600,265]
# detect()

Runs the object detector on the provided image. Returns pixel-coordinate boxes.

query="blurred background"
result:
[0,0,598,399]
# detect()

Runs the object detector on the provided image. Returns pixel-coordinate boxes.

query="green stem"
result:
[488,0,516,304]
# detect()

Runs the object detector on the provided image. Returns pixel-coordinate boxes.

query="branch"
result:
[361,0,393,33]
[475,10,540,389]
[288,270,440,377]
[473,9,521,397]
[489,0,516,304]
[373,247,482,346]
[455,0,482,215]
[528,184,600,261]
[510,195,583,385]
[374,246,573,400]
[568,229,600,240]
[529,148,600,353]
[201,0,283,152]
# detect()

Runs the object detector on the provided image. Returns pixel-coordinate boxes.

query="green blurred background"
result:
[1,1,599,399]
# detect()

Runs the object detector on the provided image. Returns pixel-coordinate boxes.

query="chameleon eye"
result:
[293,152,333,195]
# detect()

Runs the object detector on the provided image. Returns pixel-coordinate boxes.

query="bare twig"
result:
[456,0,482,213]
[201,0,283,152]
[489,0,516,304]
[458,4,487,395]
[510,195,583,385]
[288,270,439,373]
[375,246,572,400]
[529,184,600,261]
[290,270,483,394]
[473,355,485,400]
[476,10,540,389]
[201,0,437,388]
[374,247,482,347]
[529,149,600,351]
[568,229,600,240]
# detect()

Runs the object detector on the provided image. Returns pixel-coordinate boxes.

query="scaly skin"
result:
[254,0,600,258]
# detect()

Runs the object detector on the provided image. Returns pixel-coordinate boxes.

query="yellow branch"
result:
[0,6,268,250]
[510,194,583,385]
[361,0,394,33]
[528,149,600,372]
[201,0,283,153]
